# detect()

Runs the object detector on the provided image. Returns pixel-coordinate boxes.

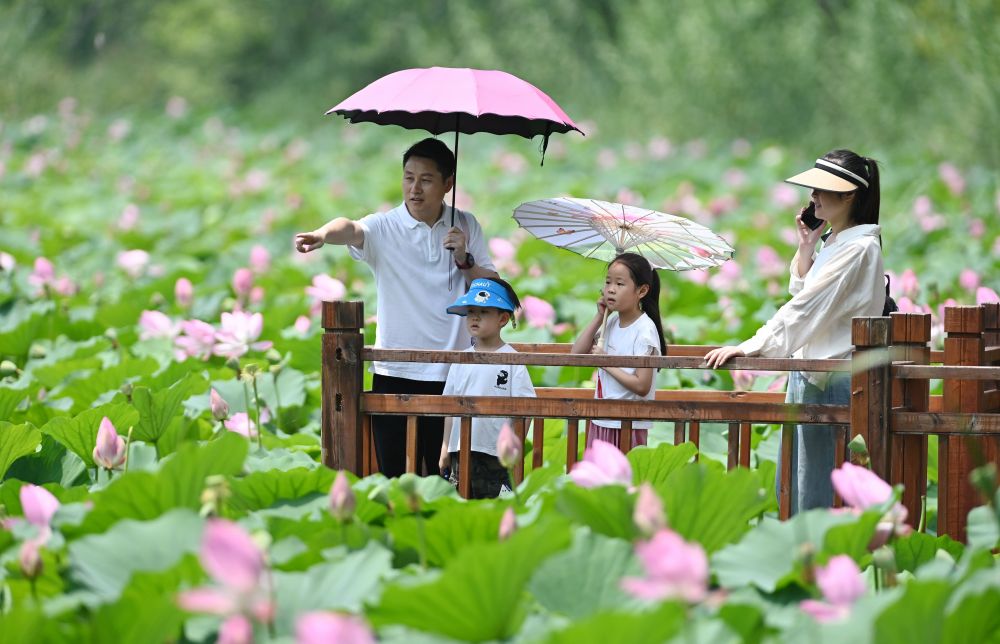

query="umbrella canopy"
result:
[327,67,583,140]
[512,197,734,271]
[327,67,583,228]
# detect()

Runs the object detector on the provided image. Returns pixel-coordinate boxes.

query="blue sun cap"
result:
[446,278,516,316]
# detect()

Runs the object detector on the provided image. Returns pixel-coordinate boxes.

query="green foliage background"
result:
[3,0,999,168]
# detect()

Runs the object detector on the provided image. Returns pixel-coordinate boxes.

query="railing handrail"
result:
[363,347,852,372]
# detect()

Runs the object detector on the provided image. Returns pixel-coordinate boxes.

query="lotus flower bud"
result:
[149,292,165,308]
[225,357,241,373]
[29,344,47,360]
[633,483,667,537]
[210,388,230,421]
[19,539,43,579]
[498,507,517,541]
[328,471,355,522]
[120,382,133,398]
[93,417,127,470]
[265,348,282,364]
[0,360,19,378]
[496,423,522,469]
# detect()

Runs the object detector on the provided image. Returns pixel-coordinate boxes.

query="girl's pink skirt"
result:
[585,421,648,451]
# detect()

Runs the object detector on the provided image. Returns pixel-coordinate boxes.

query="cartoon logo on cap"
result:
[474,290,490,303]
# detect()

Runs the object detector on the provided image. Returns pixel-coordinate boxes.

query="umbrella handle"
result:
[597,306,610,351]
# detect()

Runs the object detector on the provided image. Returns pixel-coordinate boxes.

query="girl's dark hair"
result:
[609,252,667,357]
[822,149,880,225]
[403,138,456,180]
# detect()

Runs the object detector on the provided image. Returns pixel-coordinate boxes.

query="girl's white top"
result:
[738,224,884,386]
[594,311,661,429]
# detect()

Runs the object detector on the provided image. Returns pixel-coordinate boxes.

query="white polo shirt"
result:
[348,202,495,381]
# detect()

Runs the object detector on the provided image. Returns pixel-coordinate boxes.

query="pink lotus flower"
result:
[522,296,555,328]
[969,219,985,239]
[53,276,77,297]
[329,471,355,522]
[218,615,253,644]
[175,277,194,308]
[117,249,150,278]
[977,287,999,305]
[647,136,672,160]
[489,237,516,261]
[175,319,218,361]
[499,507,517,540]
[621,529,708,602]
[93,416,126,470]
[232,268,253,299]
[570,439,632,488]
[213,311,273,359]
[293,315,311,335]
[709,260,743,292]
[249,245,270,273]
[897,269,919,298]
[139,310,179,341]
[959,269,980,292]
[19,538,43,578]
[1,251,16,272]
[224,411,270,439]
[21,484,60,531]
[296,612,375,644]
[210,389,230,421]
[831,462,910,547]
[28,257,54,289]
[178,519,273,629]
[731,370,755,391]
[496,422,522,469]
[755,246,784,278]
[938,162,965,196]
[771,183,799,208]
[250,287,265,306]
[633,483,667,536]
[306,274,346,315]
[913,195,932,217]
[118,203,140,230]
[800,555,866,623]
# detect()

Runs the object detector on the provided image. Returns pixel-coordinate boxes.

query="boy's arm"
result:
[294,218,366,253]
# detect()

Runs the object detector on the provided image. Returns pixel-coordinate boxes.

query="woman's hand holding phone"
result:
[795,203,826,248]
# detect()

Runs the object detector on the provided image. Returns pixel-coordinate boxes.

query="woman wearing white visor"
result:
[705,149,885,514]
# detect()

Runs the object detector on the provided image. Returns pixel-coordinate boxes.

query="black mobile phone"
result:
[800,202,824,231]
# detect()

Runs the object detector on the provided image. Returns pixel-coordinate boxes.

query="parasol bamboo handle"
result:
[596,306,610,351]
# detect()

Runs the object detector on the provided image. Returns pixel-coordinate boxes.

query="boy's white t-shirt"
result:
[444,344,536,456]
[594,312,660,430]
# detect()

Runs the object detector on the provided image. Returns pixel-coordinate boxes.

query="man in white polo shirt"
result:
[294,138,498,477]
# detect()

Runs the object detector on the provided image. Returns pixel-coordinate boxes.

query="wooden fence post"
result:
[940,304,997,541]
[889,312,931,528]
[321,301,365,474]
[851,317,892,480]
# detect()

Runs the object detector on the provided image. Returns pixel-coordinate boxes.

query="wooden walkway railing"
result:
[321,301,1000,540]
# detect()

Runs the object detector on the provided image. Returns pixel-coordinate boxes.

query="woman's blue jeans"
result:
[779,371,851,514]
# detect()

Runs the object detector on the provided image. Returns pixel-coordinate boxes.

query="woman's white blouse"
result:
[738,224,884,364]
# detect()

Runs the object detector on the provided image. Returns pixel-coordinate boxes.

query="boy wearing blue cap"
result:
[439,277,536,498]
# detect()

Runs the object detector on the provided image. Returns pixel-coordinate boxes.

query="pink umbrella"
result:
[327,66,582,226]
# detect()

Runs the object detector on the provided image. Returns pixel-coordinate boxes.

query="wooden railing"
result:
[321,301,1000,540]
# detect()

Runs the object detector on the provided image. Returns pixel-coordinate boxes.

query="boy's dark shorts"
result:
[448,451,512,499]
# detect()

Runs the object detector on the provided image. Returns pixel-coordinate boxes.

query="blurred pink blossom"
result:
[647,136,672,160]
[284,139,309,163]
[452,187,475,211]
[93,417,126,470]
[495,151,527,174]
[522,296,555,328]
[615,188,641,206]
[800,555,866,623]
[250,287,265,306]
[53,276,77,297]
[306,274,346,316]
[166,96,189,119]
[896,297,920,314]
[771,183,799,208]
[913,195,932,217]
[570,439,632,488]
[633,483,666,536]
[755,246,785,278]
[118,204,140,230]
[24,153,47,177]
[108,119,131,142]
[19,538,43,578]
[210,389,230,421]
[621,529,708,602]
[177,519,273,629]
[329,471,355,522]
[682,269,709,285]
[28,257,55,289]
[243,169,269,194]
[709,260,743,292]
[959,269,979,292]
[969,219,985,238]
[489,237,516,261]
[723,168,746,188]
[938,162,965,196]
[139,310,179,340]
[597,148,618,170]
[731,370,755,391]
[224,412,264,438]
[0,251,14,272]
[214,311,273,359]
[977,287,999,304]
[496,422,522,469]
[175,278,194,308]
[249,245,270,273]
[897,269,919,298]
[499,507,517,541]
[831,462,910,546]
[919,213,946,232]
[780,227,798,246]
[686,139,708,159]
[232,268,253,299]
[218,615,253,644]
[20,484,60,533]
[175,319,217,361]
[937,298,958,324]
[624,142,644,161]
[730,138,751,157]
[293,315,311,335]
[708,195,738,216]
[117,250,150,278]
[296,612,375,644]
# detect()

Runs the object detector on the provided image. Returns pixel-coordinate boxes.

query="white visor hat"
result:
[785,158,869,193]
